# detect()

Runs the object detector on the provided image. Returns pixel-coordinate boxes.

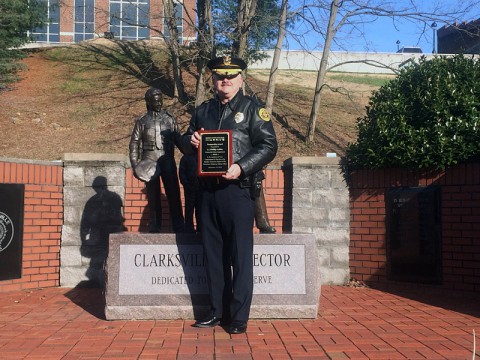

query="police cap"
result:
[207,55,247,76]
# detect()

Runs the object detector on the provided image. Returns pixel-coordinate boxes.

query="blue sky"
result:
[344,16,438,53]
[285,1,480,53]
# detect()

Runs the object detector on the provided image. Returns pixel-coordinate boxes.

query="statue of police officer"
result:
[129,88,185,233]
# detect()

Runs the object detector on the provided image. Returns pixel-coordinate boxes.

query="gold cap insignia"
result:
[258,108,271,121]
[223,55,231,65]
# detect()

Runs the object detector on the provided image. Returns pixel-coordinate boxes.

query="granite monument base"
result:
[105,233,320,320]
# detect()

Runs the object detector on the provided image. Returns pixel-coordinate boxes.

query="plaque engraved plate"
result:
[118,244,306,295]
[386,186,442,284]
[0,184,24,281]
[198,130,232,176]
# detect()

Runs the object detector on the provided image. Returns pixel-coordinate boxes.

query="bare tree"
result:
[297,0,480,144]
[265,0,289,114]
[195,0,215,106]
[164,0,186,101]
[233,0,259,58]
[305,0,338,144]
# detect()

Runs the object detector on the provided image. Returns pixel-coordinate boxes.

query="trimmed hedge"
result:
[346,55,480,169]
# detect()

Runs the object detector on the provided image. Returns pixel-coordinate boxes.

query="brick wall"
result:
[0,156,286,293]
[182,0,197,43]
[0,160,63,292]
[262,167,288,233]
[4,157,477,294]
[59,0,74,43]
[123,166,288,234]
[149,0,163,39]
[350,163,480,295]
[96,0,110,35]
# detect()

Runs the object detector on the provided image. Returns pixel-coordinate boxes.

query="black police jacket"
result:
[183,90,278,178]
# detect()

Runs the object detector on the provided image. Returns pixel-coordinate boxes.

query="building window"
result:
[110,0,150,40]
[31,0,60,43]
[74,0,95,42]
[164,1,183,43]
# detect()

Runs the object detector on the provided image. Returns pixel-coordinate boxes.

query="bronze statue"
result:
[129,88,185,233]
[255,185,276,233]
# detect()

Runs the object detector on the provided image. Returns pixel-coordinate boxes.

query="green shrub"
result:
[345,55,480,169]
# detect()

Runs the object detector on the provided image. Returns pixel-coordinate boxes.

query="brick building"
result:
[31,0,196,45]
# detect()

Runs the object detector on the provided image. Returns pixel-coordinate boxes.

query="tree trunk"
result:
[265,0,288,114]
[195,0,216,106]
[233,0,258,58]
[305,0,339,144]
[164,0,186,102]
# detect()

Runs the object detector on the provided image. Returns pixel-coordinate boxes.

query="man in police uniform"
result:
[129,88,185,233]
[182,56,277,334]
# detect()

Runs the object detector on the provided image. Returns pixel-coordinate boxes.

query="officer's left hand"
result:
[190,129,203,149]
[223,164,242,180]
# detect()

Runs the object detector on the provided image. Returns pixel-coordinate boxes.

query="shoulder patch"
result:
[258,108,271,121]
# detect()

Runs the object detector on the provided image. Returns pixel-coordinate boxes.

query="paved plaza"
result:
[0,285,479,359]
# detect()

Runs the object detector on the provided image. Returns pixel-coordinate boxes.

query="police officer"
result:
[129,88,185,233]
[183,56,277,334]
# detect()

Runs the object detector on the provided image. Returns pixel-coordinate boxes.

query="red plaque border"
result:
[197,130,233,177]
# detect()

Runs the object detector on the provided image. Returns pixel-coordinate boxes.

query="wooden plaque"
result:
[197,130,232,176]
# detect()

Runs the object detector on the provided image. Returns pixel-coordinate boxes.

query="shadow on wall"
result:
[137,187,173,233]
[80,176,127,287]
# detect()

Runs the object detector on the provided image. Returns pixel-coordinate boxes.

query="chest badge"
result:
[259,108,271,121]
[234,112,245,123]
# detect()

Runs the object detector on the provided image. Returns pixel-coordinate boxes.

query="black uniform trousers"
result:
[183,186,201,233]
[200,181,255,323]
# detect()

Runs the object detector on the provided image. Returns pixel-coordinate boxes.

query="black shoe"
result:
[193,315,222,328]
[228,321,247,334]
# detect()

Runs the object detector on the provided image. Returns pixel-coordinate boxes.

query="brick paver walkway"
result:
[0,286,478,359]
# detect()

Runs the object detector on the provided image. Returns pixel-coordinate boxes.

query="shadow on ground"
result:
[64,286,106,320]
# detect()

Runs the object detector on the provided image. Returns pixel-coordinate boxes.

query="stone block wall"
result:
[61,154,128,287]
[284,157,350,285]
